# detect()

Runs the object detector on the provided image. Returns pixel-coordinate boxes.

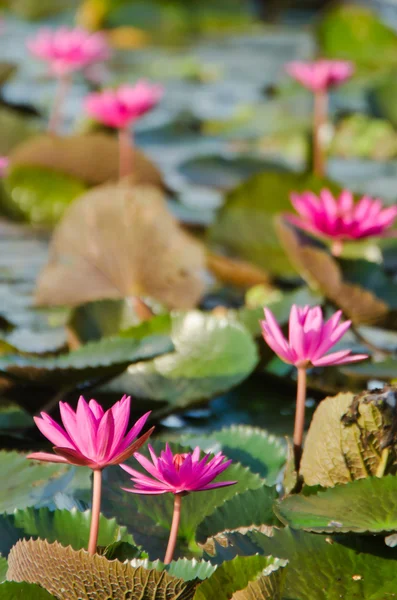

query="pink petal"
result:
[33,414,74,449]
[26,452,69,464]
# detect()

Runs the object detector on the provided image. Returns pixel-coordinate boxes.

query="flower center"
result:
[173,453,188,470]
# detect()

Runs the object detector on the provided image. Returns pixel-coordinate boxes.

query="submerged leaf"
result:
[300,388,397,487]
[35,184,206,309]
[7,539,199,600]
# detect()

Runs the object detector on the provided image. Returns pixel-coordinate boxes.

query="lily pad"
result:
[208,171,341,276]
[0,582,56,599]
[277,475,397,534]
[3,166,87,226]
[0,107,37,156]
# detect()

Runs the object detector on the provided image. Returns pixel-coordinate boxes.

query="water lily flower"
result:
[260,305,367,471]
[0,156,9,177]
[84,81,163,178]
[285,59,354,178]
[122,444,236,563]
[28,395,154,555]
[27,27,110,76]
[285,59,354,93]
[287,189,397,256]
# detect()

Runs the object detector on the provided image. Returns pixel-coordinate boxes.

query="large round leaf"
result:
[277,476,397,534]
[0,582,56,599]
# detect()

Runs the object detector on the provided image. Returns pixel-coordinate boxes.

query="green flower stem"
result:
[88,469,102,555]
[293,367,307,472]
[164,494,182,564]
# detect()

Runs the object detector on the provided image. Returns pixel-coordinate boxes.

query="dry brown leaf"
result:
[207,252,271,288]
[9,133,164,188]
[7,539,198,600]
[35,183,206,309]
[275,216,388,325]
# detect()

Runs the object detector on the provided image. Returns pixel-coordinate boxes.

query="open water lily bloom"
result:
[28,395,153,469]
[27,27,110,76]
[84,81,163,129]
[261,305,368,368]
[121,444,237,495]
[285,59,354,92]
[288,189,397,245]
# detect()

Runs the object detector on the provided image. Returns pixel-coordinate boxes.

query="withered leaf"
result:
[35,183,206,309]
[7,539,198,600]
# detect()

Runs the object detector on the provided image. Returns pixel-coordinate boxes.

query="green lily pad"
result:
[196,484,279,544]
[208,171,341,276]
[0,107,37,156]
[0,333,172,385]
[0,582,56,599]
[277,476,397,534]
[0,402,33,430]
[3,166,87,226]
[181,425,286,485]
[0,557,7,583]
[195,555,287,600]
[342,358,397,380]
[0,507,138,558]
[100,311,258,410]
[209,527,397,599]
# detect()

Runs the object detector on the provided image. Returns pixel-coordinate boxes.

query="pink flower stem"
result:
[331,239,343,257]
[88,469,102,555]
[118,126,134,179]
[313,89,328,178]
[293,367,307,472]
[164,493,182,564]
[48,74,71,134]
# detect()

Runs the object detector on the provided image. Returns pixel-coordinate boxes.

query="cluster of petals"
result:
[285,59,354,92]
[261,305,368,368]
[84,81,163,128]
[27,395,152,470]
[121,444,236,495]
[27,27,110,76]
[287,189,397,242]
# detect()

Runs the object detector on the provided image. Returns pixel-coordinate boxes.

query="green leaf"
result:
[3,166,87,226]
[194,555,287,600]
[166,558,216,581]
[318,5,397,70]
[7,539,199,600]
[0,107,36,156]
[300,390,397,487]
[277,476,397,534]
[196,485,279,544]
[342,358,397,380]
[101,311,258,410]
[0,333,172,384]
[0,507,137,558]
[0,557,7,583]
[0,402,33,430]
[208,171,342,276]
[0,452,86,515]
[181,425,286,485]
[0,582,56,599]
[210,527,397,599]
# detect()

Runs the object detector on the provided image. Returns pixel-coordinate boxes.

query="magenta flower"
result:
[286,59,354,93]
[28,395,153,469]
[261,305,368,369]
[84,81,163,129]
[0,156,9,177]
[287,189,397,255]
[121,444,236,495]
[27,27,110,76]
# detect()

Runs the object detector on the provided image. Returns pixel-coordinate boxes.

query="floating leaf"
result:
[277,475,397,534]
[208,171,341,276]
[182,425,286,485]
[300,388,397,487]
[210,527,397,599]
[0,507,136,558]
[0,107,37,156]
[7,539,199,600]
[101,312,258,409]
[196,485,279,544]
[0,557,7,583]
[10,133,163,188]
[3,166,87,225]
[194,555,287,600]
[276,216,390,325]
[0,582,56,599]
[35,183,206,309]
[0,402,33,430]
[0,333,172,384]
[342,358,397,380]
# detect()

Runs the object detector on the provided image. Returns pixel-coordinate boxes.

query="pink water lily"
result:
[288,189,397,255]
[27,27,110,76]
[286,59,354,93]
[121,443,236,495]
[84,81,163,129]
[122,444,236,564]
[28,395,153,469]
[0,156,9,177]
